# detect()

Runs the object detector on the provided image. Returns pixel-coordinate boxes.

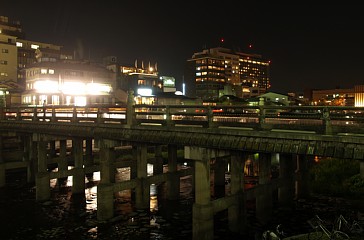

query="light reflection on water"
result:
[49,165,163,214]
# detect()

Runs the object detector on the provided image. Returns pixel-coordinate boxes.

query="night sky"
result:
[2,2,364,93]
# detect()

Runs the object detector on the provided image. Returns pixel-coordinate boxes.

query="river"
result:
[0,165,363,240]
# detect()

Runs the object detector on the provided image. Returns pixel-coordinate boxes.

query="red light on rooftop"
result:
[249,44,253,48]
[220,38,224,43]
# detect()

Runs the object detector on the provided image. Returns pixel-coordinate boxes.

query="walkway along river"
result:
[0,163,364,240]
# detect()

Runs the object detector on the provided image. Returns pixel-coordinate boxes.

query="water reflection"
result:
[49,165,162,215]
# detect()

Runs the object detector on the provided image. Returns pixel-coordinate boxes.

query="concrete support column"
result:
[278,154,295,208]
[295,154,309,199]
[135,143,149,209]
[49,140,56,158]
[36,141,50,201]
[97,183,114,221]
[28,139,38,183]
[58,140,68,172]
[229,151,247,234]
[100,139,117,184]
[72,138,85,194]
[154,145,164,175]
[256,153,272,224]
[214,157,226,198]
[84,138,94,179]
[360,161,364,179]
[189,147,214,240]
[167,144,179,200]
[22,136,32,183]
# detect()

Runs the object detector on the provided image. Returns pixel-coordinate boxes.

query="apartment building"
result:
[185,47,270,101]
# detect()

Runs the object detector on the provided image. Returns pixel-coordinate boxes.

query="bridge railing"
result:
[2,104,364,135]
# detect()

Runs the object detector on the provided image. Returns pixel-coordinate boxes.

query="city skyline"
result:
[2,2,364,93]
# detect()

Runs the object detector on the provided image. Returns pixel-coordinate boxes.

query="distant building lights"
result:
[137,88,153,96]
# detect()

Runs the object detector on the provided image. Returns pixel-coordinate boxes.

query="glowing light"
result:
[34,80,59,93]
[61,82,86,95]
[137,88,153,96]
[221,38,224,43]
[86,83,111,95]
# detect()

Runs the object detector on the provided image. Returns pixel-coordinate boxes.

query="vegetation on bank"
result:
[308,157,364,197]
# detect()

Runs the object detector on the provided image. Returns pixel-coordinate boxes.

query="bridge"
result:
[0,100,364,240]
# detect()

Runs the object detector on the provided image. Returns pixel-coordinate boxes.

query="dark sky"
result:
[2,2,364,93]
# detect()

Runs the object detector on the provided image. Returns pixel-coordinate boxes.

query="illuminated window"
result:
[49,69,55,74]
[1,49,8,53]
[31,44,39,49]
[41,69,47,74]
[16,42,23,47]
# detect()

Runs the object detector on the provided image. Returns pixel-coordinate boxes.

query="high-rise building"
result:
[185,47,270,101]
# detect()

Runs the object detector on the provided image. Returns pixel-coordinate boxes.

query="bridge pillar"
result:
[97,183,114,221]
[214,156,226,198]
[84,138,94,179]
[167,144,179,200]
[229,151,247,234]
[186,146,214,240]
[22,136,30,183]
[28,137,38,183]
[99,139,117,184]
[153,145,164,175]
[35,140,50,201]
[97,139,118,220]
[49,140,56,158]
[278,154,295,208]
[194,148,213,240]
[72,138,85,195]
[58,140,68,172]
[256,153,272,224]
[135,143,150,209]
[295,154,310,198]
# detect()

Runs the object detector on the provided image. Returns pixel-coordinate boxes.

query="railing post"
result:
[16,107,21,121]
[97,108,102,124]
[165,106,172,126]
[258,106,266,127]
[51,108,56,122]
[32,107,38,121]
[126,90,135,127]
[322,107,333,135]
[72,107,77,123]
[207,106,214,128]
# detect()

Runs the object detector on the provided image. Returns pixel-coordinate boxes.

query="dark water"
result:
[0,167,363,240]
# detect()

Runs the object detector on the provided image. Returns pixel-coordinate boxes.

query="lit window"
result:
[31,44,39,49]
[16,42,23,47]
[41,69,47,74]
[49,69,55,74]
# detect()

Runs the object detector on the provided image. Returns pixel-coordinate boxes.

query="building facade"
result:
[185,47,270,101]
[119,60,163,104]
[22,59,116,106]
